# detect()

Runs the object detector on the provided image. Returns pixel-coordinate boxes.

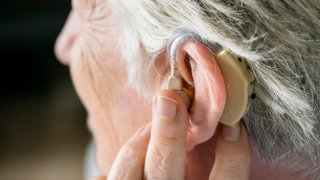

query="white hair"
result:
[110,0,320,178]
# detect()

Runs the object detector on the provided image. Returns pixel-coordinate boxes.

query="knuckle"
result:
[152,129,182,145]
[224,159,244,171]
[150,142,175,162]
[118,145,141,162]
[145,146,174,179]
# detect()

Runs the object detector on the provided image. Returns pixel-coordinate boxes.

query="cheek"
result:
[68,37,116,115]
[67,23,155,173]
[69,36,152,122]
[69,45,100,114]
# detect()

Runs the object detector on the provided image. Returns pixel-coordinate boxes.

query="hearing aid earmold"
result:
[167,30,254,126]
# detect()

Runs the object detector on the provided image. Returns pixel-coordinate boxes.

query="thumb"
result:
[210,123,252,180]
[144,89,189,179]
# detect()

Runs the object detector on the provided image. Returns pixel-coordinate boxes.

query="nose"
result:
[55,10,82,65]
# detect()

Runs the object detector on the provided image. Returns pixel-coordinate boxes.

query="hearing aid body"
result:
[167,31,254,126]
[214,49,254,126]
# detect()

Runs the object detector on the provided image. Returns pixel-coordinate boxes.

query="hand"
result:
[91,90,252,180]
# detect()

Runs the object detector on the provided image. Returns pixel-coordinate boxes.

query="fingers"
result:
[210,123,252,180]
[144,90,189,180]
[107,124,151,180]
[90,176,106,180]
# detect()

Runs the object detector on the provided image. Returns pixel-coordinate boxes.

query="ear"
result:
[177,41,226,151]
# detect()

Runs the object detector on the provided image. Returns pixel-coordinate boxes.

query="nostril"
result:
[54,10,82,65]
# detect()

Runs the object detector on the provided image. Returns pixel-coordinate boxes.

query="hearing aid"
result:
[167,30,254,126]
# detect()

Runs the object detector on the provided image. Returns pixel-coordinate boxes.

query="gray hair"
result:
[110,0,320,178]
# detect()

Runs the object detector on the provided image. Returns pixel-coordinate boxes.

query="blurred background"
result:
[0,0,91,179]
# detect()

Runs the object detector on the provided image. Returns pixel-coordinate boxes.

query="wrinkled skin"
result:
[55,0,151,172]
[55,0,303,179]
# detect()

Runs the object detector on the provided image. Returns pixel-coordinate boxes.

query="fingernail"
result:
[157,96,178,119]
[222,123,241,142]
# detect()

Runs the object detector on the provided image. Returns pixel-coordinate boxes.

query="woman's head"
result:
[55,0,320,178]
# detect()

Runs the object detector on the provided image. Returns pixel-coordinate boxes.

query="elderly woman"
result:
[55,0,320,179]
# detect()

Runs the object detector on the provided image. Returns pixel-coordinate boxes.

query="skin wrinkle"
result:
[73,0,106,12]
[147,142,183,179]
[72,45,120,171]
[84,14,116,36]
[55,0,320,179]
[77,29,123,158]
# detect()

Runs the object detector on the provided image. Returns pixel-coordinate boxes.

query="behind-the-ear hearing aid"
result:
[166,30,254,126]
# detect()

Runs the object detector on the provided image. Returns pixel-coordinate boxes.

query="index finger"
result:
[90,176,106,180]
[144,90,189,180]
